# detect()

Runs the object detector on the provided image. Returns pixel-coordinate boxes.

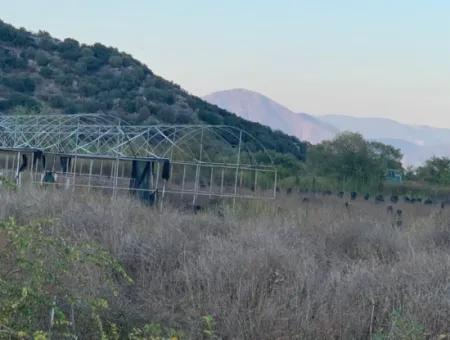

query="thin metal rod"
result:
[148,162,153,189]
[273,170,278,199]
[193,163,200,206]
[110,160,114,178]
[233,130,243,209]
[155,162,160,190]
[181,164,186,198]
[192,127,204,206]
[220,168,224,194]
[88,159,93,192]
[5,155,9,176]
[112,158,120,198]
[209,167,214,199]
[72,156,78,191]
[199,127,204,162]
[15,151,21,186]
[160,180,166,211]
[30,151,35,183]
[170,127,176,161]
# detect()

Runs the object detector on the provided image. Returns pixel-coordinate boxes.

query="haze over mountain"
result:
[319,115,450,166]
[204,89,337,144]
[204,89,450,166]
[319,115,450,147]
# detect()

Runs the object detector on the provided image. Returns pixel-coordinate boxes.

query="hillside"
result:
[204,89,337,144]
[0,20,307,160]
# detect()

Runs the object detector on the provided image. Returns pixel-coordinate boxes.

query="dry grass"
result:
[0,187,449,339]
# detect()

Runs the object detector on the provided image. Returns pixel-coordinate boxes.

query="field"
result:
[0,187,449,339]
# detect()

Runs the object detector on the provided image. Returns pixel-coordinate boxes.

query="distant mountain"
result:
[319,115,450,146]
[204,89,450,166]
[319,115,450,166]
[0,19,308,160]
[203,89,337,144]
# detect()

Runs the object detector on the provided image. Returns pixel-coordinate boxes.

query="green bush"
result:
[373,310,426,340]
[35,50,49,66]
[108,55,123,68]
[39,66,53,78]
[1,75,36,93]
[0,218,132,339]
[59,38,82,61]
[198,110,223,125]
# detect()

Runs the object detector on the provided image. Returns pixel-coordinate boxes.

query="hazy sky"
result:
[1,1,449,127]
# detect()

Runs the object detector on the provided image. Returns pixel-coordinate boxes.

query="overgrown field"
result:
[0,188,449,339]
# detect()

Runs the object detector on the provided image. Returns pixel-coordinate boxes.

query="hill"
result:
[0,20,307,160]
[204,89,337,144]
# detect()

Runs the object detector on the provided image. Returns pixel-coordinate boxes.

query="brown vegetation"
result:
[0,188,449,339]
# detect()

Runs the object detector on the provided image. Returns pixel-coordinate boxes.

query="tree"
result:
[59,38,81,60]
[308,132,403,190]
[416,157,450,185]
[39,66,53,78]
[92,43,112,64]
[34,50,49,66]
[369,141,403,171]
[1,75,36,93]
[198,110,223,125]
[108,55,123,68]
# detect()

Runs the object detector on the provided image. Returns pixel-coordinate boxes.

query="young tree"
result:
[416,156,450,185]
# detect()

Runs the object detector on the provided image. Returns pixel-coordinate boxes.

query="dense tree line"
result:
[408,157,450,185]
[297,132,403,191]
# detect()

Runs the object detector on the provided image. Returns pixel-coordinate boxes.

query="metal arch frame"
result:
[0,114,274,165]
[0,113,125,128]
[0,114,278,202]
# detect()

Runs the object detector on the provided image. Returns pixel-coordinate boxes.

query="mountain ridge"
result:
[203,89,337,144]
[204,89,450,166]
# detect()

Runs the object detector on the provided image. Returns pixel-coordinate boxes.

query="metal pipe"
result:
[220,168,224,194]
[181,164,186,198]
[5,154,9,176]
[72,156,78,191]
[273,170,278,199]
[233,130,243,209]
[15,151,21,186]
[192,163,200,206]
[88,159,93,192]
[209,167,214,199]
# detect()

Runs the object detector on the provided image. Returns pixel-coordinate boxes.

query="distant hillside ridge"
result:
[319,114,450,165]
[204,89,337,144]
[203,88,450,166]
[0,19,307,160]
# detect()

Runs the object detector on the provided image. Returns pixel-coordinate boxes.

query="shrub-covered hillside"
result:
[0,19,307,160]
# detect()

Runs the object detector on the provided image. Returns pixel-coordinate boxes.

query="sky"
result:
[1,0,449,127]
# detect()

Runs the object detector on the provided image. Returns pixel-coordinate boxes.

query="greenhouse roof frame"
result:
[0,114,274,167]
